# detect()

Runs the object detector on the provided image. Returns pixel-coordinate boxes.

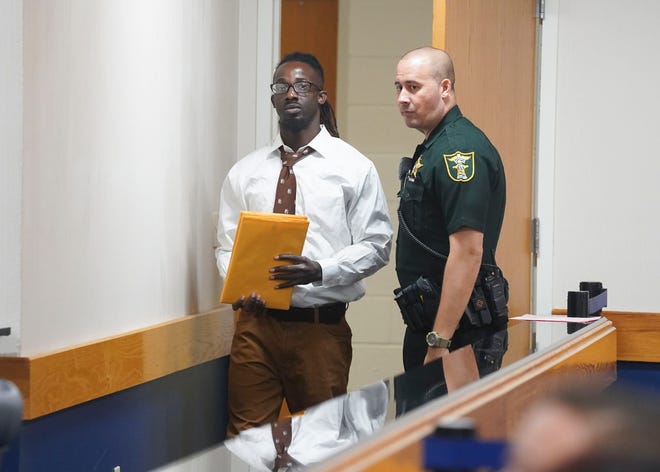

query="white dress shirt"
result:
[216,126,392,307]
[223,380,389,471]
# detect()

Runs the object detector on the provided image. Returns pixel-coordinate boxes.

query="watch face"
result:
[426,332,450,348]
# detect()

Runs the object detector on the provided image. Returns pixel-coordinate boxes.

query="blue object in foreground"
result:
[423,436,508,470]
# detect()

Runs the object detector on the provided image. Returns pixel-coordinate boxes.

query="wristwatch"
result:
[426,331,452,349]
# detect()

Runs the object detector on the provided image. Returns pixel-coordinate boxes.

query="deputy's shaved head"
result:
[400,47,455,87]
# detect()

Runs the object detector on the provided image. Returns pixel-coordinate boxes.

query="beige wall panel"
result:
[343,0,432,56]
[384,300,408,344]
[362,263,398,298]
[348,297,397,344]
[369,153,404,197]
[348,344,404,391]
[346,57,400,105]
[345,105,421,154]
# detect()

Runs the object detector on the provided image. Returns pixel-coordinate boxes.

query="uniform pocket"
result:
[400,179,424,202]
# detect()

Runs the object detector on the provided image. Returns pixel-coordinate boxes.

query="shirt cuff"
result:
[316,258,338,287]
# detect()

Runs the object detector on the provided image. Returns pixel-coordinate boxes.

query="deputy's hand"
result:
[232,292,266,314]
[424,347,450,365]
[269,254,322,288]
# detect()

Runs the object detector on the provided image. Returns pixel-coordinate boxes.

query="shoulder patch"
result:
[443,151,475,182]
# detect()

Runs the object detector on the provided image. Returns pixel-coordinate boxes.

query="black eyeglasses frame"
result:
[270,80,322,95]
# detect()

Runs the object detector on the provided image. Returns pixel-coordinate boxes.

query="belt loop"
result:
[313,306,320,323]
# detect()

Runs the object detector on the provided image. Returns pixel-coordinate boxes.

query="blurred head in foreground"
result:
[504,385,660,472]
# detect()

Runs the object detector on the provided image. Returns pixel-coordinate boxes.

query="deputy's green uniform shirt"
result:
[396,105,506,289]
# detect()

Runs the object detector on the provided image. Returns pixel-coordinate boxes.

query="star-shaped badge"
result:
[411,156,423,178]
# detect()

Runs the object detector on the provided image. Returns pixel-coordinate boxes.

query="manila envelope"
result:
[220,211,309,310]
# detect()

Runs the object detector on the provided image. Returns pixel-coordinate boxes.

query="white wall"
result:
[545,0,660,312]
[0,0,23,355]
[17,0,245,356]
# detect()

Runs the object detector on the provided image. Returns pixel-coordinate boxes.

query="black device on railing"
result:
[567,281,608,334]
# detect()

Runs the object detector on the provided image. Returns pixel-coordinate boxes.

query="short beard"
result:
[279,115,308,134]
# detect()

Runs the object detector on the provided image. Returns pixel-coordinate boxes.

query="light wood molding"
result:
[432,0,446,49]
[0,307,234,420]
[314,319,617,472]
[553,309,660,363]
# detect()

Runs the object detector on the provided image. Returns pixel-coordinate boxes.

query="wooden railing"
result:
[553,309,660,362]
[0,307,234,420]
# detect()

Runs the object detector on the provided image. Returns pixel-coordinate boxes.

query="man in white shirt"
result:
[216,52,392,437]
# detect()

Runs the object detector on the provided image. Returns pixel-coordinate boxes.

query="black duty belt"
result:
[266,303,347,324]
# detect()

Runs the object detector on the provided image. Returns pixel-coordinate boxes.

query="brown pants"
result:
[226,309,352,437]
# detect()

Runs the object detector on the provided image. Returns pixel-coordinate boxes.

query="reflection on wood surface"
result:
[314,319,616,472]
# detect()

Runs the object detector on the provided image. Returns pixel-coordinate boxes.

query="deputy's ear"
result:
[317,90,328,105]
[440,78,452,98]
[270,94,276,107]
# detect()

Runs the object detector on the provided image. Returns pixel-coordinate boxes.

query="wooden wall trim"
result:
[553,309,660,363]
[314,320,617,472]
[0,307,234,420]
[432,0,447,49]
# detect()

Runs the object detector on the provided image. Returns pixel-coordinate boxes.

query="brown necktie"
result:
[271,417,301,470]
[273,146,311,214]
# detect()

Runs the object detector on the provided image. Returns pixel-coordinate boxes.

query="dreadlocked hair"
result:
[320,101,339,138]
[277,51,340,138]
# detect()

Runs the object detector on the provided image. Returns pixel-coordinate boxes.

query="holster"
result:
[460,266,510,330]
[393,276,440,332]
[394,267,509,333]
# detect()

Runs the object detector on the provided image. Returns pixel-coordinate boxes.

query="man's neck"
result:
[423,102,458,140]
[280,124,322,152]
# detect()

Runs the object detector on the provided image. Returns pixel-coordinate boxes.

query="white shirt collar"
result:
[270,125,333,158]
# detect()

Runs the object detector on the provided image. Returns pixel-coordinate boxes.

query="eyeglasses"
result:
[270,80,321,95]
